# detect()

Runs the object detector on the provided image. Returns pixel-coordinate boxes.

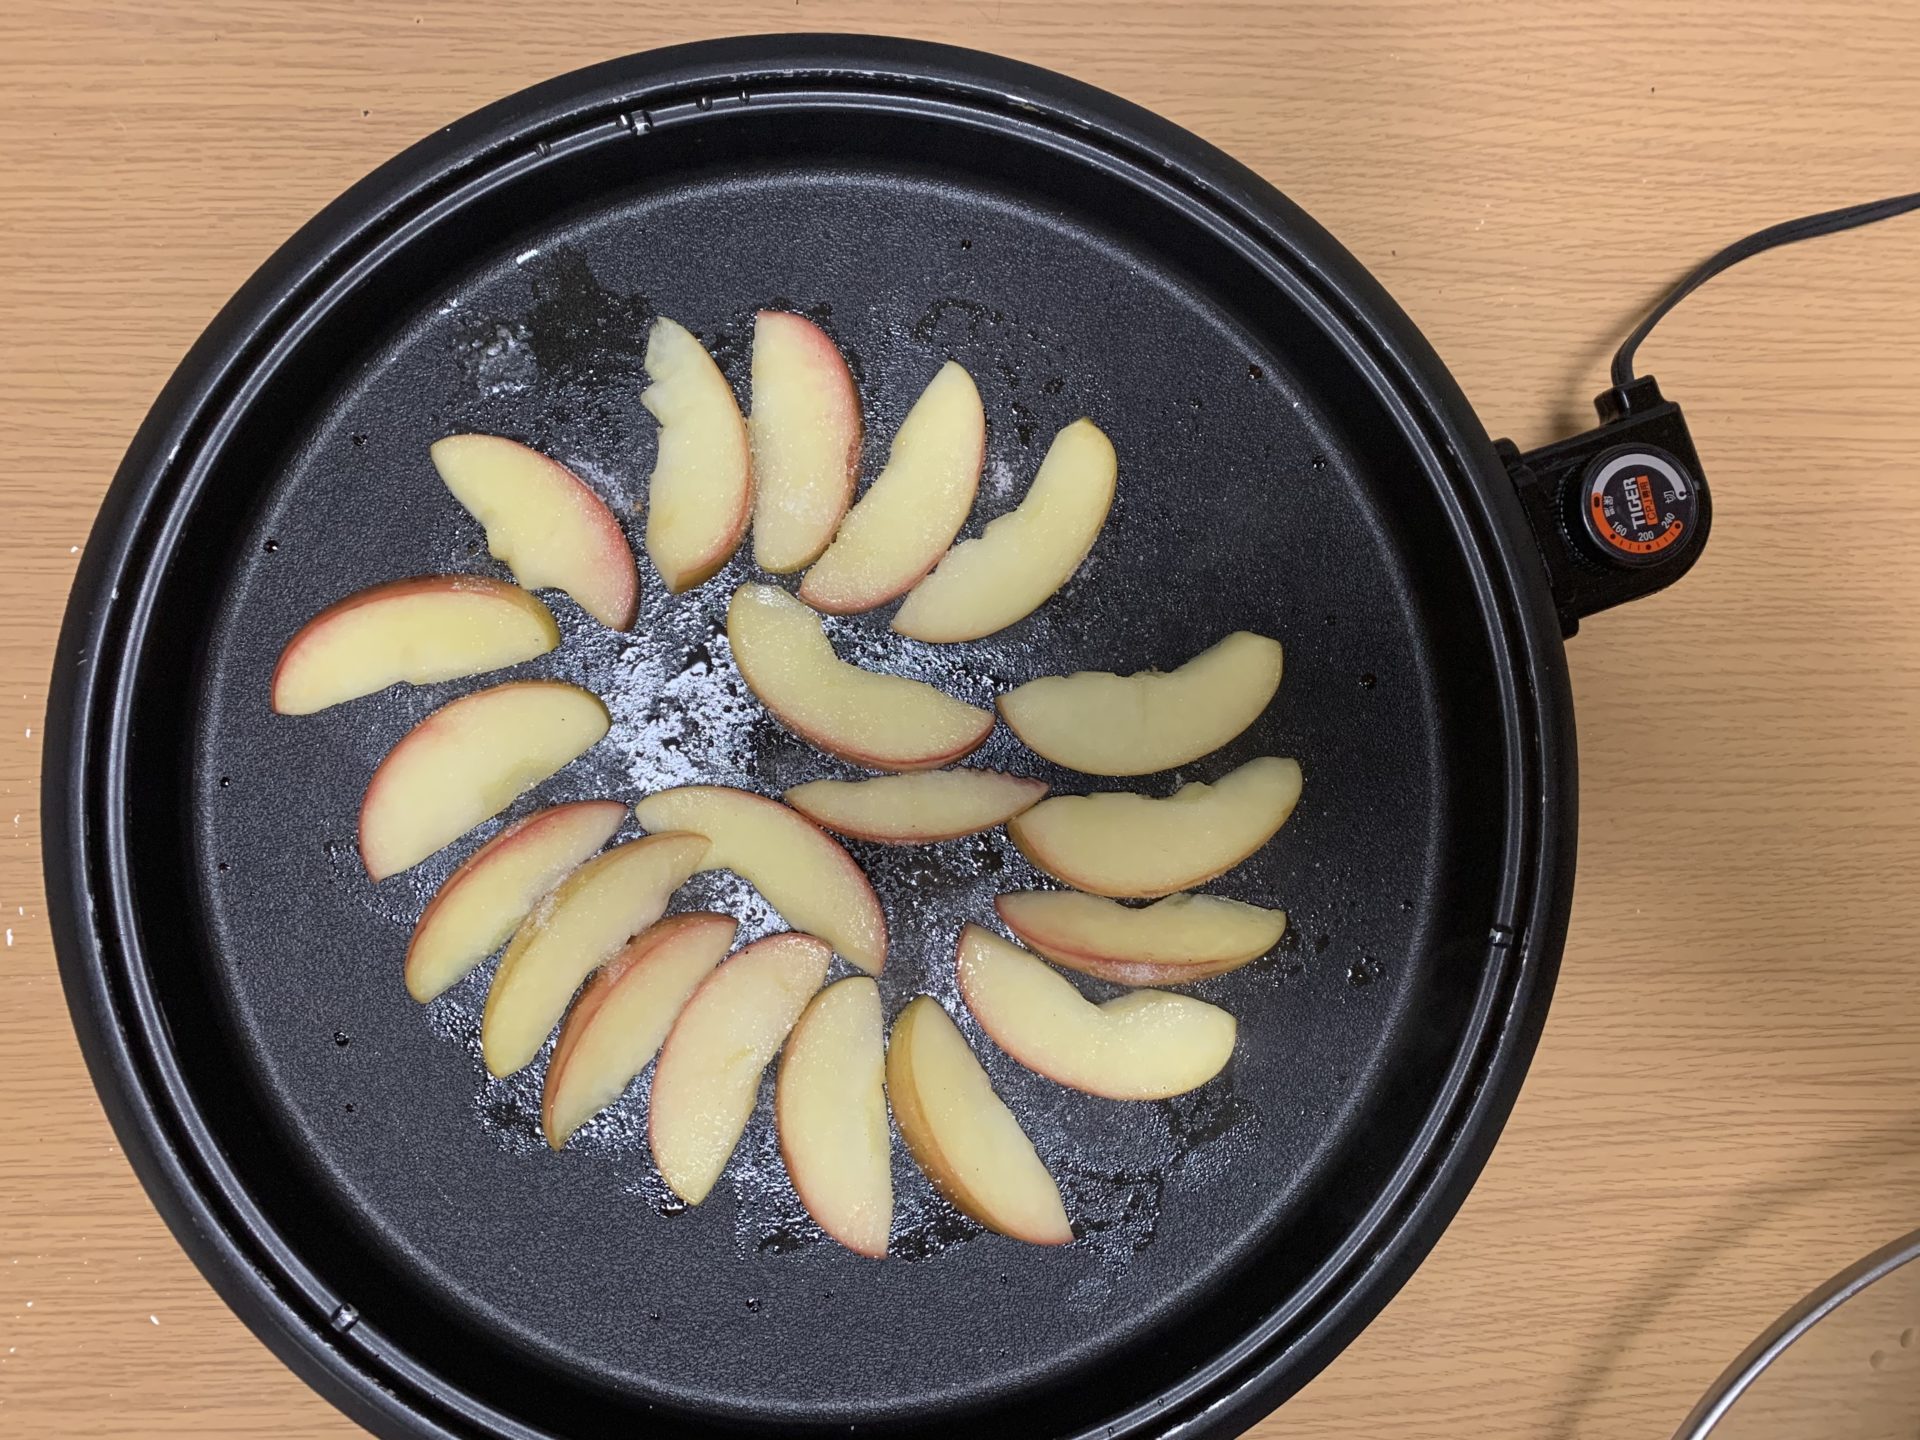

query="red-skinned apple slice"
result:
[956,925,1235,1099]
[994,890,1287,987]
[797,362,984,613]
[885,996,1072,1246]
[650,932,832,1202]
[271,576,559,716]
[633,785,887,973]
[642,317,752,593]
[429,434,639,629]
[404,800,626,1002]
[777,976,892,1257]
[540,912,736,1147]
[728,583,992,771]
[749,312,861,573]
[358,681,609,882]
[998,631,1284,776]
[480,832,709,1076]
[782,770,1046,844]
[892,419,1117,643]
[1006,756,1303,898]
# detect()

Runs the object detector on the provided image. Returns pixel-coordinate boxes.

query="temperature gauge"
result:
[1577,445,1698,567]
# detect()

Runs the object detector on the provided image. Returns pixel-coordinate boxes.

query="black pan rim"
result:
[42,33,1576,1440]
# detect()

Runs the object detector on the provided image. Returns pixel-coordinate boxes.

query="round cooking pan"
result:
[42,34,1711,1440]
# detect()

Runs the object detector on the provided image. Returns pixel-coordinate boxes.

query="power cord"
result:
[1612,189,1920,388]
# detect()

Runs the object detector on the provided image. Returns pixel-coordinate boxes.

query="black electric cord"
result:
[1612,189,1920,389]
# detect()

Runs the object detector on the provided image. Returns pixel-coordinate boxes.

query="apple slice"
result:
[892,419,1117,643]
[429,434,639,630]
[541,912,736,1147]
[404,800,627,1002]
[480,832,709,1076]
[776,976,893,1257]
[749,312,861,573]
[633,785,887,973]
[729,583,992,771]
[783,770,1046,844]
[797,362,985,613]
[1006,756,1303,898]
[886,996,1072,1246]
[271,576,559,716]
[998,631,1285,776]
[358,681,609,882]
[956,925,1235,1099]
[995,890,1287,987]
[642,317,752,593]
[650,932,832,1202]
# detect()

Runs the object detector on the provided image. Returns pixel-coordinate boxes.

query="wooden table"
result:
[4,3,1917,1435]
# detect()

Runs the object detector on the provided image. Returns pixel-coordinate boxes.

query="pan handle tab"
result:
[1496,376,1712,638]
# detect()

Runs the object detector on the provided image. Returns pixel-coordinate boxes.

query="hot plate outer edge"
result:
[41,32,1576,1440]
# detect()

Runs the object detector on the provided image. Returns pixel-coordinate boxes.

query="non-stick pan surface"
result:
[46,35,1572,1440]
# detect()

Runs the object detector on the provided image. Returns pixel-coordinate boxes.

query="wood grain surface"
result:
[3,2,1917,1436]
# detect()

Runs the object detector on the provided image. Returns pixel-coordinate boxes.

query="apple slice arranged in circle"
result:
[998,630,1284,776]
[479,832,710,1077]
[776,975,893,1257]
[956,925,1236,1099]
[994,890,1287,987]
[633,785,887,974]
[404,799,626,1002]
[650,932,832,1204]
[642,317,753,594]
[271,576,559,716]
[1006,756,1302,899]
[728,583,992,772]
[887,996,1072,1246]
[429,434,639,630]
[541,912,737,1148]
[358,680,609,882]
[797,361,985,613]
[892,418,1117,643]
[783,769,1046,844]
[748,312,861,574]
